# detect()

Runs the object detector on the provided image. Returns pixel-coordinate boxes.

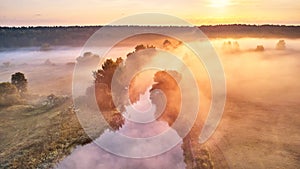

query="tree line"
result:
[0,25,299,48]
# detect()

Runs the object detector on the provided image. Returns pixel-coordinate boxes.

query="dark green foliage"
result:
[11,72,27,95]
[0,26,99,48]
[0,25,299,48]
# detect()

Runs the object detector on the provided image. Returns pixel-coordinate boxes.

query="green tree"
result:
[11,72,27,95]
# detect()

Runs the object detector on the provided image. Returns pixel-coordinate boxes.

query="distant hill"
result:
[0,25,299,48]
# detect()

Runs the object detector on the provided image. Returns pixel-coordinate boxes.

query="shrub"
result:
[0,82,21,107]
[276,40,286,50]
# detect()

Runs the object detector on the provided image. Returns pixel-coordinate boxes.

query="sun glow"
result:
[210,0,230,8]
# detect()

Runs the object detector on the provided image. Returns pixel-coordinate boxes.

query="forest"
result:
[0,25,299,48]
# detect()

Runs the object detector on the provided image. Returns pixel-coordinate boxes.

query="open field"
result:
[0,31,299,168]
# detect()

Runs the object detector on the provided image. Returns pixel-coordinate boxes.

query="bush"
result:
[276,40,286,50]
[0,82,21,107]
[255,45,265,52]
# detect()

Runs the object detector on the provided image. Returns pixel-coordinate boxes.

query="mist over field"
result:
[1,37,299,98]
[1,0,299,166]
[0,31,299,169]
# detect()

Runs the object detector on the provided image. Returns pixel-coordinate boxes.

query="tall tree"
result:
[11,72,27,95]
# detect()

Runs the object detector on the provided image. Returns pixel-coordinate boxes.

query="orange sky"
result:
[0,0,299,26]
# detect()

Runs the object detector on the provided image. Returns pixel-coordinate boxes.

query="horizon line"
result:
[1,23,300,28]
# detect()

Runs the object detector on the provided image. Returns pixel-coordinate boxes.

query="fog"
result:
[56,87,186,169]
[0,46,133,95]
[212,38,300,104]
[1,37,299,168]
[56,140,185,169]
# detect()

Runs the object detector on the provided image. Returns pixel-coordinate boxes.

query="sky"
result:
[0,0,299,26]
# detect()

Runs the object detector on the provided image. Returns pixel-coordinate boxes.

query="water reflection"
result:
[59,43,213,168]
[56,89,186,169]
[56,142,185,169]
